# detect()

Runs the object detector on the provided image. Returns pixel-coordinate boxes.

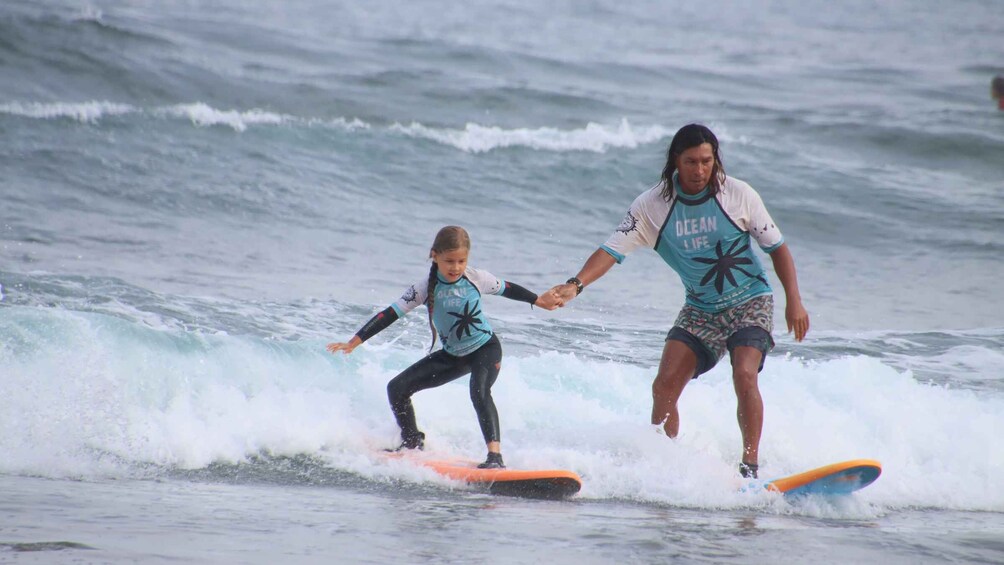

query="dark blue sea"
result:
[2,0,1003,563]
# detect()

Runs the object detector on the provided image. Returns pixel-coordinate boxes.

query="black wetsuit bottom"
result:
[387,334,503,444]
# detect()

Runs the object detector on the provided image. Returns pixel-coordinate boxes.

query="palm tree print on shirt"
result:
[448,300,491,340]
[693,239,766,294]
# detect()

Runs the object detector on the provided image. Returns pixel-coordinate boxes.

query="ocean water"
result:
[2,0,1004,563]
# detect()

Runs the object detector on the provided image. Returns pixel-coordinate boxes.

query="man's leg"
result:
[651,339,699,437]
[731,345,764,466]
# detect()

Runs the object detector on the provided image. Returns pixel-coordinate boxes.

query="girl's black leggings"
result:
[387,334,503,444]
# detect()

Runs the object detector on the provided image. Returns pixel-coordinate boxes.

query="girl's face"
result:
[675,142,716,194]
[432,247,469,282]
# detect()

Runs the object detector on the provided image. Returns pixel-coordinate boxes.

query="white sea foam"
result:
[317,117,372,130]
[159,103,291,132]
[391,118,673,153]
[1,306,1001,513]
[1,99,670,153]
[71,5,104,22]
[159,105,371,132]
[0,101,135,123]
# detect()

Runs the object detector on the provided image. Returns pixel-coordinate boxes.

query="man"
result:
[552,124,809,478]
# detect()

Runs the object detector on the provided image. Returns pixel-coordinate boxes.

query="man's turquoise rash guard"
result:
[601,174,785,313]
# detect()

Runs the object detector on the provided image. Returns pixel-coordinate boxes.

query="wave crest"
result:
[0,101,135,122]
[391,118,672,153]
[159,103,290,132]
[2,99,669,151]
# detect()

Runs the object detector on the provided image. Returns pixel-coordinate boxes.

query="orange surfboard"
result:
[387,454,582,499]
[765,459,882,497]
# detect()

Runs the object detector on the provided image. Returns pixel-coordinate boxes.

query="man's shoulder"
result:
[640,180,667,198]
[717,176,766,209]
[720,175,757,195]
[632,181,671,209]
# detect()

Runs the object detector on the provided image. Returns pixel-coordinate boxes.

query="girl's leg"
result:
[386,350,469,447]
[468,335,503,451]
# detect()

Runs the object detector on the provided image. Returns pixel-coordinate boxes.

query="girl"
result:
[327,225,560,469]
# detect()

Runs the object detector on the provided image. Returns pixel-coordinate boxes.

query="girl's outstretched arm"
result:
[327,336,362,355]
[500,281,562,311]
[327,306,401,354]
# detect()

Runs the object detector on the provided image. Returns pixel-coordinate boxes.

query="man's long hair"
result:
[659,124,726,201]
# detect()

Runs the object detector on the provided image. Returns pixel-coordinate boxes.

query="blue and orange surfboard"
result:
[765,459,882,497]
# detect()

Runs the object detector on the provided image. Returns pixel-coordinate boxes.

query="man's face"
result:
[675,143,715,194]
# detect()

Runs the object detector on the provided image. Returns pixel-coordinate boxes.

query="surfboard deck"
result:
[763,459,882,497]
[385,453,582,500]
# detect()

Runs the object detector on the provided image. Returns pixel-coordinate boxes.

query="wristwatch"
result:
[566,277,584,295]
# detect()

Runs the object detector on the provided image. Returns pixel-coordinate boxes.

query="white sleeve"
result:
[391,276,430,316]
[464,267,504,295]
[600,184,667,263]
[722,178,784,252]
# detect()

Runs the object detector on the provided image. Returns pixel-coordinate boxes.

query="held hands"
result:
[326,336,362,355]
[532,282,580,311]
[534,288,565,311]
[536,283,582,310]
[549,282,580,304]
